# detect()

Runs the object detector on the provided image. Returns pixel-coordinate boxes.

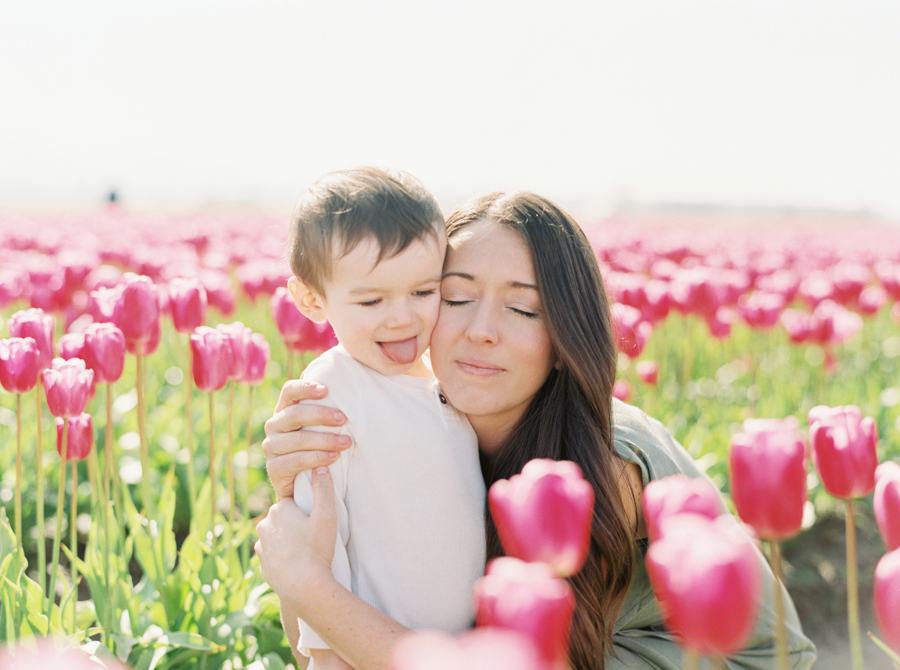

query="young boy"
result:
[286,167,486,670]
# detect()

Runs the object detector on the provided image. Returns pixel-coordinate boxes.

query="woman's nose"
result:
[464,302,498,344]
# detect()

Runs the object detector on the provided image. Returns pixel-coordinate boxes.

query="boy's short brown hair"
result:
[288,167,444,295]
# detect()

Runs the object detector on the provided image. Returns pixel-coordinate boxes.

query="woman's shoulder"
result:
[611,399,706,485]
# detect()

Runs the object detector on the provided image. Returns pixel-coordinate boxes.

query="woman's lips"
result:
[456,359,504,377]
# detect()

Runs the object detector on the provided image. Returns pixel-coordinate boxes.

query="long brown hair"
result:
[445,192,636,669]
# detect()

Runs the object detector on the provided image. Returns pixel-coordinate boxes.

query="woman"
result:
[256,192,816,669]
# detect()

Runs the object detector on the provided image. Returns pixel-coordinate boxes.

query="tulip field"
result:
[1,208,900,668]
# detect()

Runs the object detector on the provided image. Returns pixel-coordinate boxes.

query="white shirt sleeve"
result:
[292,422,353,655]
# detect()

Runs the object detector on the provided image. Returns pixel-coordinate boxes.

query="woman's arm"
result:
[256,468,412,670]
[263,379,351,500]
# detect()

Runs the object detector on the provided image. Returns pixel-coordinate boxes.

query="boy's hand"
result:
[263,379,351,500]
[256,467,338,612]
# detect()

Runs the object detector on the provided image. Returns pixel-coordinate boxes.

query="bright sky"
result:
[2,1,899,221]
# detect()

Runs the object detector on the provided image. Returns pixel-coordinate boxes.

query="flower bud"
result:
[808,405,878,499]
[488,458,593,577]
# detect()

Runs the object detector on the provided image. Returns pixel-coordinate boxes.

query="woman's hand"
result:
[263,379,351,500]
[255,466,338,615]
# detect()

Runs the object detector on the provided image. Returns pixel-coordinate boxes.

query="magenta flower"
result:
[190,326,232,392]
[808,405,878,500]
[8,308,55,371]
[389,629,541,670]
[646,514,762,656]
[82,322,126,385]
[874,548,900,651]
[241,332,270,386]
[636,360,658,386]
[56,413,94,461]
[729,417,808,540]
[874,461,900,551]
[473,557,575,670]
[641,474,723,542]
[216,321,251,381]
[168,277,208,333]
[56,332,85,360]
[112,273,161,355]
[42,357,94,418]
[488,458,594,577]
[0,337,41,394]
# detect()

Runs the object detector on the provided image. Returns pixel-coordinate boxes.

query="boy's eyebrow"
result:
[442,271,538,291]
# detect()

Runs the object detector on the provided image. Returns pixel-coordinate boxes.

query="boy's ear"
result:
[287,277,328,324]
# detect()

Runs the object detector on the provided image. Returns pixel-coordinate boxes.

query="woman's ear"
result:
[287,276,328,324]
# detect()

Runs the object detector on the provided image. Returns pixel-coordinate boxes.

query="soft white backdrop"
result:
[2,1,899,220]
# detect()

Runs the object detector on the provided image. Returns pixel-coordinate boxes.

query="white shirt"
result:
[293,345,486,654]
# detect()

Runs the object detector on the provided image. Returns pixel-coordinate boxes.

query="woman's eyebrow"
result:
[442,271,537,291]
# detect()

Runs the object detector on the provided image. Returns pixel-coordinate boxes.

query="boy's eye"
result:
[358,298,381,307]
[413,289,436,297]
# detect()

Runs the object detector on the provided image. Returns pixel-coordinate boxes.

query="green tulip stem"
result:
[846,498,864,670]
[48,420,68,615]
[136,352,152,515]
[186,340,196,526]
[227,381,235,524]
[70,455,79,629]
[769,540,789,670]
[15,394,23,557]
[683,648,700,670]
[35,380,46,604]
[209,390,217,546]
[242,385,254,568]
[103,385,114,627]
[867,631,900,665]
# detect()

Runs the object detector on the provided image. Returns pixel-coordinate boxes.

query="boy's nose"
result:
[386,300,416,328]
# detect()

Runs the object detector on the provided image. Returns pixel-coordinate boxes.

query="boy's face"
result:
[315,233,446,376]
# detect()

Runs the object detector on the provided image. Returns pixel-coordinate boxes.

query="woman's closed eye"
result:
[442,298,471,307]
[510,306,539,318]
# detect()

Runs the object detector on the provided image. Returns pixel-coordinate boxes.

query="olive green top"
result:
[607,399,817,669]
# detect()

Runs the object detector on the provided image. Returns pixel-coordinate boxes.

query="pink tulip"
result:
[729,417,807,540]
[216,321,251,381]
[81,322,126,385]
[706,307,733,339]
[168,277,208,333]
[641,474,723,542]
[488,458,594,577]
[874,548,900,650]
[780,309,811,344]
[241,332,270,386]
[42,357,94,418]
[473,557,575,670]
[200,269,236,316]
[190,326,232,392]
[0,636,129,669]
[389,629,542,670]
[56,413,93,461]
[874,461,900,551]
[112,273,161,355]
[611,303,651,359]
[0,337,40,394]
[808,405,878,499]
[646,513,762,656]
[270,286,337,353]
[7,308,55,371]
[612,379,633,402]
[56,332,85,360]
[857,285,887,316]
[738,291,785,330]
[88,286,118,322]
[636,360,658,386]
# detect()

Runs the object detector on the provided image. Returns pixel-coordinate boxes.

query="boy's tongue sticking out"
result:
[379,337,419,365]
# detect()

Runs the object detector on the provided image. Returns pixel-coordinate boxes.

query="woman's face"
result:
[430,218,557,452]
